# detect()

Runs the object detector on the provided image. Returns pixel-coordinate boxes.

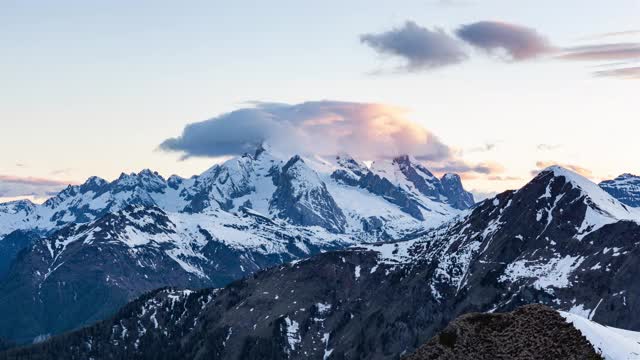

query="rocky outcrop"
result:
[440,173,475,210]
[404,305,601,360]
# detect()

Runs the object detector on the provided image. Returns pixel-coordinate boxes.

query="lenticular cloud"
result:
[160,100,452,161]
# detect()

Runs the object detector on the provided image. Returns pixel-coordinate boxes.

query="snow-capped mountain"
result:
[8,165,640,358]
[0,145,474,343]
[0,145,472,240]
[600,173,640,208]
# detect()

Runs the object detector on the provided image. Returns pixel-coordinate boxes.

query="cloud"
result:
[581,30,640,40]
[0,175,70,202]
[428,160,504,176]
[360,20,640,79]
[467,142,496,153]
[531,161,593,178]
[161,101,501,178]
[455,21,553,60]
[537,143,562,151]
[487,175,522,181]
[360,21,468,71]
[558,43,640,61]
[161,100,455,161]
[593,66,640,79]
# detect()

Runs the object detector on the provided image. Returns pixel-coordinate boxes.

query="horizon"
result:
[0,147,616,205]
[2,0,639,203]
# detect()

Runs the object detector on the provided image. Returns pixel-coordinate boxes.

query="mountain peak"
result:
[83,176,108,187]
[392,154,417,166]
[507,165,639,240]
[441,173,461,182]
[538,166,619,206]
[599,173,640,208]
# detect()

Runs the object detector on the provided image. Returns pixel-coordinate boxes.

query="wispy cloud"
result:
[531,161,593,179]
[428,160,504,176]
[581,30,640,40]
[0,175,71,203]
[360,20,640,79]
[487,175,522,181]
[360,21,468,72]
[558,43,640,61]
[593,66,640,79]
[537,143,562,151]
[467,142,496,153]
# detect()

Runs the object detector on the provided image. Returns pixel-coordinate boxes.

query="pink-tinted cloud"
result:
[428,160,505,179]
[558,43,640,61]
[162,101,506,179]
[161,100,453,161]
[531,161,593,179]
[456,21,553,60]
[487,175,522,181]
[0,175,72,202]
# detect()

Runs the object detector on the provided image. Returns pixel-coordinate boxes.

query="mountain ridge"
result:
[5,165,640,358]
[0,147,475,343]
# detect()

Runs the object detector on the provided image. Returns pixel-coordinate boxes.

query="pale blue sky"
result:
[1,0,639,201]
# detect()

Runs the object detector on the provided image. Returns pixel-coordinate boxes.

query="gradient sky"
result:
[1,0,639,202]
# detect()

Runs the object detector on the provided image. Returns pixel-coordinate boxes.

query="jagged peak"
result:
[538,166,609,199]
[601,173,640,185]
[83,176,108,187]
[441,173,461,182]
[137,168,163,178]
[0,198,36,214]
[283,154,304,170]
[253,142,271,158]
[516,166,640,236]
[392,154,414,164]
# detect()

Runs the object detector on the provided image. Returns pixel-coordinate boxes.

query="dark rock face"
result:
[331,155,476,221]
[270,156,347,233]
[393,155,443,199]
[357,171,425,220]
[404,304,601,360]
[440,174,475,210]
[600,173,640,207]
[0,230,39,280]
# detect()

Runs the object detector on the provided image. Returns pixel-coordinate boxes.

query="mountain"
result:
[0,146,474,343]
[6,165,640,359]
[0,147,473,242]
[599,173,640,207]
[405,304,602,360]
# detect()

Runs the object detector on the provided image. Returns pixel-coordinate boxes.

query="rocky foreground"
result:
[405,304,602,360]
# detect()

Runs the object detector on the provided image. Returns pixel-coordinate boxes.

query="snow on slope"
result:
[0,200,37,236]
[600,173,640,208]
[0,150,469,240]
[542,166,640,239]
[561,311,640,360]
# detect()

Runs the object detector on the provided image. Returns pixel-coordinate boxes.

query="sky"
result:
[1,0,639,202]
